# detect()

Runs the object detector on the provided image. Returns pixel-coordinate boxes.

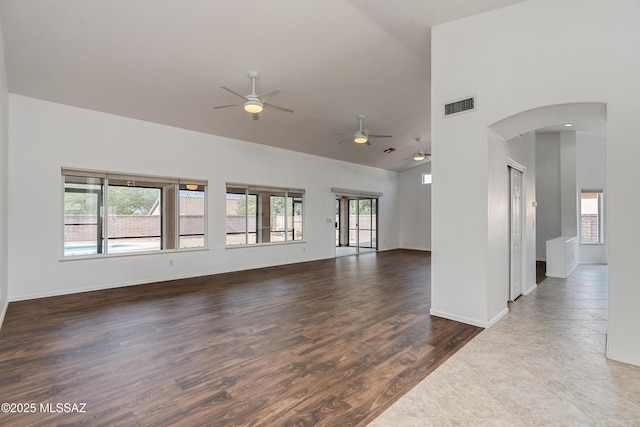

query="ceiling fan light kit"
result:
[411,150,432,161]
[354,133,368,144]
[243,99,263,114]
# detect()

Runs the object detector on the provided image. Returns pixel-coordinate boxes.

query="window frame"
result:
[579,189,604,245]
[63,175,105,256]
[62,168,207,259]
[225,183,305,247]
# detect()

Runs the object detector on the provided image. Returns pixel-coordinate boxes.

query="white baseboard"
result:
[606,350,640,368]
[430,307,508,328]
[375,247,400,252]
[398,246,431,252]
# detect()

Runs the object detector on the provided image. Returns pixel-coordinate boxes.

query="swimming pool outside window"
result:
[63,169,207,258]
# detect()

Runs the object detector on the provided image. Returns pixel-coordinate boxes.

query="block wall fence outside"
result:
[64,215,205,240]
[580,214,598,242]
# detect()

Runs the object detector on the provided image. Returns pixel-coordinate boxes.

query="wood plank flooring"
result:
[536,261,547,284]
[0,250,481,426]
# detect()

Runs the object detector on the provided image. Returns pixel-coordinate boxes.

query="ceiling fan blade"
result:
[263,102,294,113]
[337,139,351,144]
[220,86,247,100]
[252,113,259,121]
[368,134,393,138]
[258,90,281,102]
[365,141,372,146]
[213,104,240,109]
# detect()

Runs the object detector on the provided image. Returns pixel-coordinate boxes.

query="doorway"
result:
[335,195,378,257]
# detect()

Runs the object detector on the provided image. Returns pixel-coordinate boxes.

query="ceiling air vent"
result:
[383,147,396,154]
[443,96,475,117]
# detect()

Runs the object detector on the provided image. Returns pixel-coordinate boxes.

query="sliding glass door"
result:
[348,197,377,253]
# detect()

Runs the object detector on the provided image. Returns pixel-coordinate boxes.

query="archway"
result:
[487,102,607,306]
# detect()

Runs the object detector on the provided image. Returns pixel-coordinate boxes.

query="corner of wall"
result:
[0,10,10,325]
[0,300,7,331]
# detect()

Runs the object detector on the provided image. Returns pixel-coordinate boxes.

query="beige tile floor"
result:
[369,265,640,426]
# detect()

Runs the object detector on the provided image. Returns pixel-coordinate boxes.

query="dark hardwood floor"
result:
[536,261,547,284]
[0,250,481,426]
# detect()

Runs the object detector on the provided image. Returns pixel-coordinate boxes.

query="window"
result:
[64,175,104,256]
[580,190,603,244]
[225,186,257,245]
[226,183,304,246]
[107,178,162,254]
[422,173,432,184]
[63,169,206,257]
[178,183,206,249]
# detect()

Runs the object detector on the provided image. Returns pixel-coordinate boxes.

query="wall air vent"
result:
[443,96,475,117]
[383,147,396,154]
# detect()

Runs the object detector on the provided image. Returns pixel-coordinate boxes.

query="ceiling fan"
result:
[337,114,392,145]
[214,71,293,120]
[403,139,431,161]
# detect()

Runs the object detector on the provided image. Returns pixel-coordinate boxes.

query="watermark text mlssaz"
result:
[1,402,87,414]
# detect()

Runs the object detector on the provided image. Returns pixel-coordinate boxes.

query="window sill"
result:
[60,247,209,262]
[226,241,307,249]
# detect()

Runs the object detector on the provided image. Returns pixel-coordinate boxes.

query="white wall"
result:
[0,16,8,324]
[431,0,640,365]
[577,133,607,264]
[431,109,490,326]
[535,133,561,260]
[398,162,431,251]
[7,94,400,301]
[560,132,577,237]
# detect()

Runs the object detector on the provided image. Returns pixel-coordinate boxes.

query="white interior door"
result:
[510,167,523,301]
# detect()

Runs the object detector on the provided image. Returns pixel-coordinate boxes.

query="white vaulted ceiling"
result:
[0,0,525,171]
